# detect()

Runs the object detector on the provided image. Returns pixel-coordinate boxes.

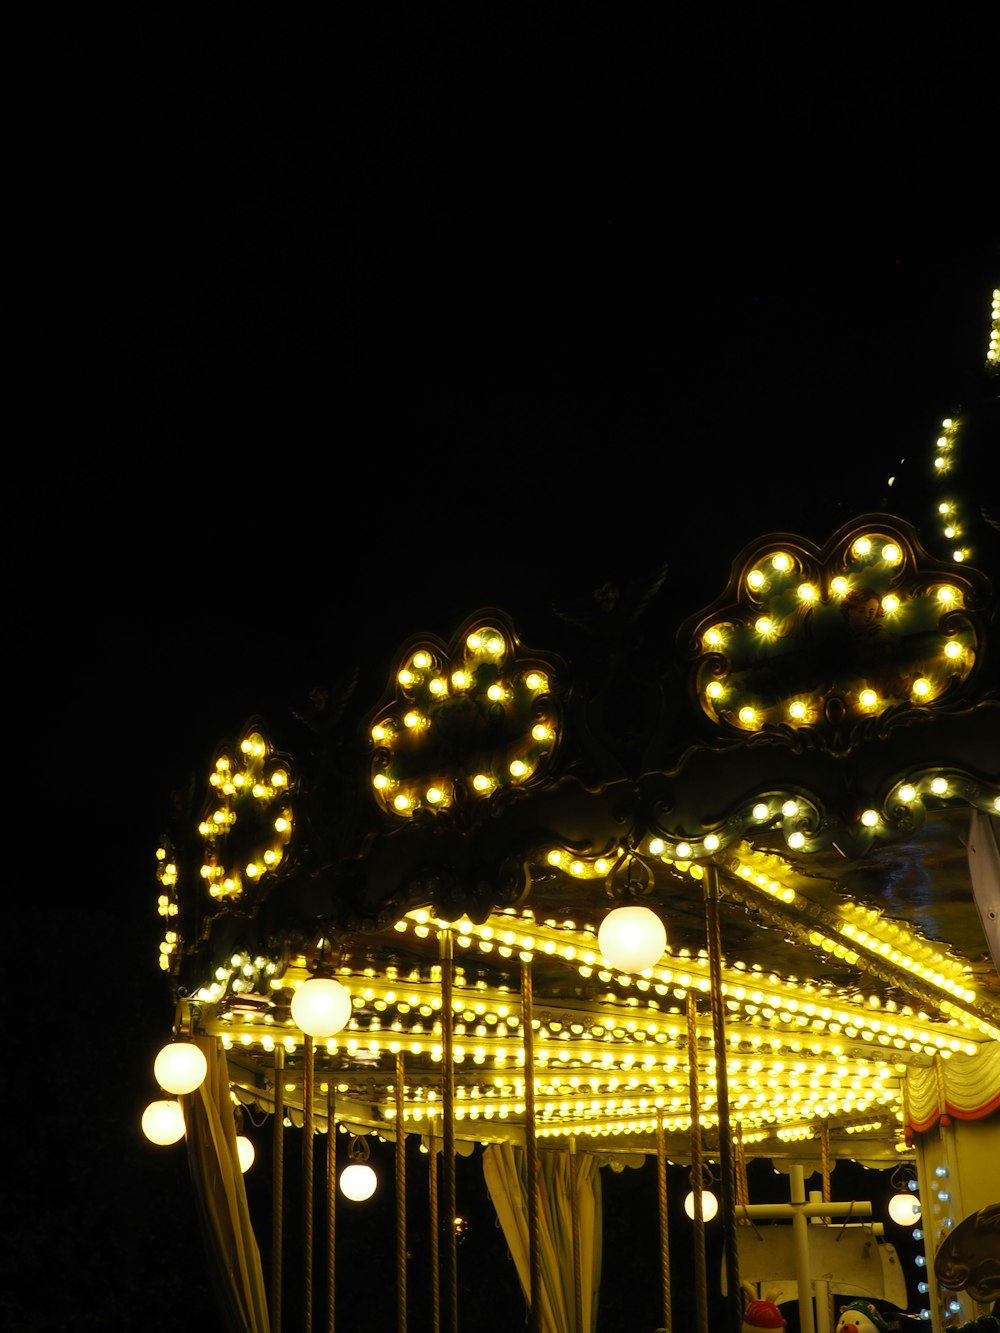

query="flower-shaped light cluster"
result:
[197,728,295,900]
[368,621,560,818]
[154,840,180,973]
[693,528,977,734]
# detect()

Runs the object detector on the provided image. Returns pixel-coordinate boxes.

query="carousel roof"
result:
[154,421,1000,1170]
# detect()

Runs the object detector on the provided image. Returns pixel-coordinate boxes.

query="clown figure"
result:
[835,1299,891,1333]
[742,1285,787,1333]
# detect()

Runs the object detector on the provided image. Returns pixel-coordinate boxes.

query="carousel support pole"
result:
[819,1121,833,1331]
[428,1126,441,1333]
[439,928,459,1333]
[656,1107,673,1333]
[396,1050,408,1333]
[704,863,742,1333]
[272,1045,285,1333]
[521,954,543,1333]
[303,1034,315,1333]
[686,992,710,1333]
[326,1081,336,1333]
[789,1164,816,1333]
[570,1136,583,1333]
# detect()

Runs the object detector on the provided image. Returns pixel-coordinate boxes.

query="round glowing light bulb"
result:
[142,1099,186,1145]
[154,1041,208,1095]
[291,977,353,1037]
[888,1192,922,1224]
[340,1163,378,1201]
[684,1189,719,1221]
[598,906,666,973]
[236,1135,255,1173]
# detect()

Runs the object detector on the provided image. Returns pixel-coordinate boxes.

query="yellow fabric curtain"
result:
[483,1142,602,1333]
[184,1036,271,1333]
[906,1041,1000,1130]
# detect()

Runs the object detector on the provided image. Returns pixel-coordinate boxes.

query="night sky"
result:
[13,6,999,1331]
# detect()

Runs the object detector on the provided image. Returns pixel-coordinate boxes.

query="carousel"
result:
[142,291,1000,1333]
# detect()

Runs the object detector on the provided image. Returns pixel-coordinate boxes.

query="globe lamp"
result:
[340,1162,378,1201]
[154,1040,208,1095]
[142,1098,186,1145]
[291,976,353,1037]
[888,1192,922,1225]
[598,905,666,972]
[236,1135,256,1173]
[684,1189,719,1221]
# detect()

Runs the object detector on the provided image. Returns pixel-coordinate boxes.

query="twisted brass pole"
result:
[428,1128,440,1333]
[704,862,742,1333]
[656,1107,672,1333]
[439,929,458,1333]
[272,1045,284,1333]
[396,1050,407,1333]
[570,1137,582,1333]
[521,955,542,1333]
[326,1081,336,1333]
[303,1034,315,1333]
[686,992,709,1333]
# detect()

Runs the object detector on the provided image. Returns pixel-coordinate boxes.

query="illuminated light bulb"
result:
[937,586,958,605]
[747,570,765,591]
[861,809,879,828]
[859,689,879,710]
[154,1041,208,1095]
[772,553,791,572]
[142,1099,186,1145]
[738,706,758,727]
[754,617,774,636]
[888,1192,922,1224]
[943,640,962,659]
[911,678,932,699]
[598,907,666,973]
[881,544,902,564]
[898,785,916,803]
[706,681,724,699]
[787,832,806,849]
[684,1190,719,1221]
[752,803,769,821]
[798,583,818,603]
[788,701,807,721]
[291,977,353,1037]
[340,1163,378,1200]
[236,1135,255,1172]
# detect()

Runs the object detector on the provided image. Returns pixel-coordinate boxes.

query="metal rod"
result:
[326,1081,335,1333]
[396,1049,407,1333]
[521,954,542,1333]
[570,1137,582,1333]
[686,992,709,1333]
[304,1034,315,1333]
[439,929,459,1333]
[704,862,742,1333]
[272,1045,284,1333]
[429,1127,440,1333]
[656,1107,672,1333]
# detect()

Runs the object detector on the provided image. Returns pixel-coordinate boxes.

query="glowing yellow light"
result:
[859,689,879,710]
[861,809,879,828]
[772,553,791,573]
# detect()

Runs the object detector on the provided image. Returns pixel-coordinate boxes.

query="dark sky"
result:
[14,6,999,1331]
